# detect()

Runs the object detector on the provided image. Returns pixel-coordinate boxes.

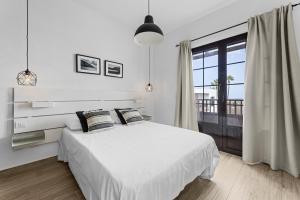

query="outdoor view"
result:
[192,41,246,123]
[193,43,245,96]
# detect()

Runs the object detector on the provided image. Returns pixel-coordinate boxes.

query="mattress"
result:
[58,121,219,200]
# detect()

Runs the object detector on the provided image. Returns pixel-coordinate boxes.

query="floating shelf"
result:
[31,101,55,108]
[12,131,45,150]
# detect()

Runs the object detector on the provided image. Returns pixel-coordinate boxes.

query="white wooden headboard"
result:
[13,87,144,149]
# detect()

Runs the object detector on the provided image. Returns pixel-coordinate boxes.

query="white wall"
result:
[152,0,300,125]
[0,0,151,170]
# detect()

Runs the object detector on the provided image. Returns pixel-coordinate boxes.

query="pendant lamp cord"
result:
[148,0,150,14]
[148,47,151,83]
[26,0,29,71]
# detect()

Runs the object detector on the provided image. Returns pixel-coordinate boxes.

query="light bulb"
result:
[145,83,153,92]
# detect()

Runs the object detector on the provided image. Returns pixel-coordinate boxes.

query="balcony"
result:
[195,99,243,127]
[195,98,243,156]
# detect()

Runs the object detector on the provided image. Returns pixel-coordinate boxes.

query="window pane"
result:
[202,86,218,99]
[226,99,244,116]
[204,48,218,67]
[194,87,218,110]
[227,63,245,84]
[194,86,218,124]
[193,69,203,86]
[203,87,218,123]
[194,87,203,100]
[194,87,204,121]
[192,52,203,69]
[195,87,217,100]
[204,67,218,86]
[227,84,244,100]
[203,108,218,124]
[227,42,246,64]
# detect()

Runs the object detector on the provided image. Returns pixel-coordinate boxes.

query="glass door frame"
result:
[192,33,247,156]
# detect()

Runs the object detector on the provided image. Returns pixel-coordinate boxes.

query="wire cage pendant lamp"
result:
[134,0,164,46]
[17,0,37,86]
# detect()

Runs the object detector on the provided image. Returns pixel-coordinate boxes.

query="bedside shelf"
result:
[12,131,45,150]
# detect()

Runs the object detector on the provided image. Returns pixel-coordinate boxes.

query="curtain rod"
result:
[175,2,300,47]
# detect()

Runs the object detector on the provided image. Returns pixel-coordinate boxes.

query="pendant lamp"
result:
[145,47,153,92]
[17,0,37,86]
[134,0,164,45]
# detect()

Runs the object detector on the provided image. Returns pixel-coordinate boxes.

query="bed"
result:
[12,87,219,199]
[58,121,219,200]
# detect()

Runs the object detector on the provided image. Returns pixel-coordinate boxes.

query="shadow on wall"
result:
[6,88,14,137]
[0,88,14,169]
[3,88,14,138]
[0,137,14,164]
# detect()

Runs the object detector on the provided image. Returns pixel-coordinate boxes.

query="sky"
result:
[192,44,245,100]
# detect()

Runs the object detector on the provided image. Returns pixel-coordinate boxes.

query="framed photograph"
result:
[76,54,101,75]
[104,60,123,78]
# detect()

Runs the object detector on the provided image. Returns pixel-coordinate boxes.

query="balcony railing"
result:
[195,99,244,116]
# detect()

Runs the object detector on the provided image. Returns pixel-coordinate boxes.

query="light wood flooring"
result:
[0,152,299,200]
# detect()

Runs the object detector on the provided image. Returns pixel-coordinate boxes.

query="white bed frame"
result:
[13,87,144,149]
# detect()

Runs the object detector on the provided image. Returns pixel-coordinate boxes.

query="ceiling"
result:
[75,0,240,34]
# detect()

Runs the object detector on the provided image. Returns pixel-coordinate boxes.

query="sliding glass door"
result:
[192,34,247,156]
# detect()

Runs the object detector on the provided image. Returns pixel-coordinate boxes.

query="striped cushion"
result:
[115,108,132,124]
[83,110,114,132]
[119,109,144,124]
[76,109,103,132]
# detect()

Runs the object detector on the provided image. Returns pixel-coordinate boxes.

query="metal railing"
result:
[195,99,244,116]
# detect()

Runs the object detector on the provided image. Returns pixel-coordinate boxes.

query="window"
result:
[192,48,219,122]
[226,41,246,116]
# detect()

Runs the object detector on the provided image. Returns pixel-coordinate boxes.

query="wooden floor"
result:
[0,152,299,200]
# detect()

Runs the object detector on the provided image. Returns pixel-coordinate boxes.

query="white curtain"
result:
[175,41,198,131]
[243,4,300,177]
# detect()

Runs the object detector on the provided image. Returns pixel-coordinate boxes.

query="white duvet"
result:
[58,121,219,200]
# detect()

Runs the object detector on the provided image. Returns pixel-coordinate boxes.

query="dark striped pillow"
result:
[119,109,144,124]
[83,110,114,132]
[115,108,132,124]
[76,109,102,132]
[76,111,89,132]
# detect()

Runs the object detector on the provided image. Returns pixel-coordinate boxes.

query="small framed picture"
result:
[76,54,101,75]
[104,60,123,78]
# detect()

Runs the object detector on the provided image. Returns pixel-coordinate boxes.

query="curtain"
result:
[243,4,300,177]
[175,41,198,131]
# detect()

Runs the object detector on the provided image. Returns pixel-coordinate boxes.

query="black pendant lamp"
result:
[134,0,164,45]
[17,0,37,86]
[145,47,153,92]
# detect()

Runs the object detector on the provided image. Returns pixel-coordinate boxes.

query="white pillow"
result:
[64,117,82,131]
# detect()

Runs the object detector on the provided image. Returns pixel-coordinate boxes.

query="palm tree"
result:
[227,75,234,98]
[210,75,235,98]
[210,79,219,98]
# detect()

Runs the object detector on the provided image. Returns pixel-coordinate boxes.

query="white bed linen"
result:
[58,121,219,200]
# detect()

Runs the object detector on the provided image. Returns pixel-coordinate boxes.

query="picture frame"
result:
[76,54,101,75]
[104,60,123,78]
